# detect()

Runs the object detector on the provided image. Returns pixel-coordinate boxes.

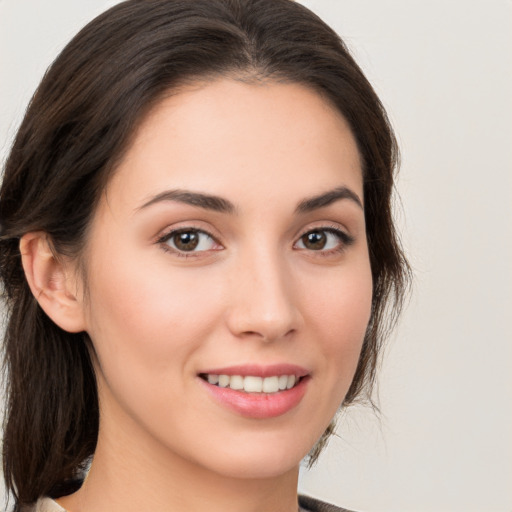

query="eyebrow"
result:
[295,186,363,213]
[137,185,362,215]
[138,189,236,214]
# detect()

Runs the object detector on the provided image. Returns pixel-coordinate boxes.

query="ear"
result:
[20,232,86,333]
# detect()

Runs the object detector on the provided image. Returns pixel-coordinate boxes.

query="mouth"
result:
[197,365,310,418]
[198,373,303,394]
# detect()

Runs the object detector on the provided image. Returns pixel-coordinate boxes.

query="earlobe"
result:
[20,232,86,333]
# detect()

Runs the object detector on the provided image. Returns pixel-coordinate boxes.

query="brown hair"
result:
[0,0,409,508]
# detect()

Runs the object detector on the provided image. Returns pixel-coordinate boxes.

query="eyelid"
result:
[154,221,355,258]
[295,221,353,241]
[293,224,355,253]
[155,225,224,257]
[153,219,222,244]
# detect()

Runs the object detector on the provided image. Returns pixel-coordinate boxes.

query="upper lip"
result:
[198,364,309,378]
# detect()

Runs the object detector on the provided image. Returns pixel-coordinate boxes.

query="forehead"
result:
[104,78,363,213]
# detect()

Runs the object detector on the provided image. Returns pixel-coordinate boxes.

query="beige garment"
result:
[23,497,65,512]
[26,495,353,512]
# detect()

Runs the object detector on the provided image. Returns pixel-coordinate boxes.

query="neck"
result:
[57,412,300,512]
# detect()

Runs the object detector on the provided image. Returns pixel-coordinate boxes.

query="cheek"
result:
[305,257,372,333]
[302,258,373,384]
[82,256,230,437]
[83,250,224,378]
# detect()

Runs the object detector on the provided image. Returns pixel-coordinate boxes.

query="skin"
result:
[48,79,373,512]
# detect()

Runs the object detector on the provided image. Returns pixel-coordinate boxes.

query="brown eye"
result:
[294,228,354,253]
[160,229,219,253]
[301,231,327,250]
[173,231,199,251]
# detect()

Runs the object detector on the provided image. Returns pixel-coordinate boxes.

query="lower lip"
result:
[200,376,310,419]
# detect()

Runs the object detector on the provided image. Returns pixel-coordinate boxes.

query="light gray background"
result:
[1,1,511,511]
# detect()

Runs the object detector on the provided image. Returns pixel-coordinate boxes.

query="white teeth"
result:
[218,374,230,388]
[243,376,263,393]
[229,375,244,390]
[262,376,279,393]
[207,374,219,385]
[204,374,299,393]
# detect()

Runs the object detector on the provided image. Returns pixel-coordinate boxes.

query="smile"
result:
[198,366,310,419]
[200,374,299,394]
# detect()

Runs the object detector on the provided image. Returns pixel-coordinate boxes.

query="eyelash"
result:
[157,227,220,258]
[156,225,354,258]
[294,226,355,257]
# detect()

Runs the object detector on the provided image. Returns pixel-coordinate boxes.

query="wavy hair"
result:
[0,0,410,508]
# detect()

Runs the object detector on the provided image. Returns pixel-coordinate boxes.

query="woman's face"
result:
[80,79,372,480]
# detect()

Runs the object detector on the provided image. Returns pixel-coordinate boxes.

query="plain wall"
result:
[1,1,511,511]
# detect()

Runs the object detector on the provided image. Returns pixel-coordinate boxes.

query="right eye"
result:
[158,228,221,255]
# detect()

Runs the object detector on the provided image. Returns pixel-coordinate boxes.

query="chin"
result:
[183,425,324,480]
[203,452,302,480]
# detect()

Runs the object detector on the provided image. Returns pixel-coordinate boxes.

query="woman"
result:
[0,1,409,511]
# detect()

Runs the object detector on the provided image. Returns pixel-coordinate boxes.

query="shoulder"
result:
[299,494,358,512]
[25,495,351,512]
[20,497,66,512]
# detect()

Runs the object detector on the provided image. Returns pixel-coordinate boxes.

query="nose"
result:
[225,248,303,343]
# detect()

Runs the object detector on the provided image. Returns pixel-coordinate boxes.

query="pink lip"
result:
[199,363,309,378]
[198,364,310,419]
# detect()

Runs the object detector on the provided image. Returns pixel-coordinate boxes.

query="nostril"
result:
[239,327,296,343]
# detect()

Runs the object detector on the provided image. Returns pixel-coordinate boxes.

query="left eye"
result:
[294,228,350,252]
[161,229,218,253]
